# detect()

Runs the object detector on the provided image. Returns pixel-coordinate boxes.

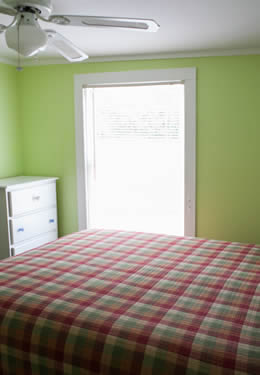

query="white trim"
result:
[74,68,196,236]
[74,77,88,230]
[184,79,196,237]
[0,56,16,66]
[6,47,260,67]
[76,68,195,87]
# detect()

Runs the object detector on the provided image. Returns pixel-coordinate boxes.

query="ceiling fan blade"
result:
[48,15,160,32]
[0,6,17,16]
[46,30,88,62]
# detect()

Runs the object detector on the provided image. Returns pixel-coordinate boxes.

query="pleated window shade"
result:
[89,84,184,141]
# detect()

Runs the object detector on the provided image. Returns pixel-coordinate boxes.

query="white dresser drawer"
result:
[11,232,58,256]
[10,208,57,245]
[9,182,57,217]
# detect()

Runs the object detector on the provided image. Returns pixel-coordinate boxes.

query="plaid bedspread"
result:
[0,229,260,375]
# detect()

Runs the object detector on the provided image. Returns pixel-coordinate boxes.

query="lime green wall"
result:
[18,55,260,244]
[0,63,22,178]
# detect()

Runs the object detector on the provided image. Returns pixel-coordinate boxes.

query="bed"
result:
[0,229,259,374]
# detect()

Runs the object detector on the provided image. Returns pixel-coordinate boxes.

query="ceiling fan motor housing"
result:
[3,0,52,17]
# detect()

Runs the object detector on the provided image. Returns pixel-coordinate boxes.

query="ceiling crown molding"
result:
[1,47,260,67]
[0,56,16,66]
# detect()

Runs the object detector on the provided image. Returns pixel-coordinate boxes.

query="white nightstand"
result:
[0,176,58,260]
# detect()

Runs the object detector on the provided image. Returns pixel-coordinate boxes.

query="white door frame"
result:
[74,68,196,236]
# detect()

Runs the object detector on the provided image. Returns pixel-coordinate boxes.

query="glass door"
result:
[84,83,184,235]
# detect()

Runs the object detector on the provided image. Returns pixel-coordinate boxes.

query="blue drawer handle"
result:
[49,219,55,223]
[18,228,24,232]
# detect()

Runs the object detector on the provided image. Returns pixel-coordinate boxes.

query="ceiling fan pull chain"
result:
[17,16,23,72]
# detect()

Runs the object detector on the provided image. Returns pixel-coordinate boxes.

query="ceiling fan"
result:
[0,0,160,63]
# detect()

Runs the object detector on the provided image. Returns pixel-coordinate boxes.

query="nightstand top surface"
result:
[0,176,58,189]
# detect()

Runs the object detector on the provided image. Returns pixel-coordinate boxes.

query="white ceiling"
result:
[1,0,260,64]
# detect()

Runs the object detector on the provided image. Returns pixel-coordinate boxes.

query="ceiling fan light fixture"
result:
[5,12,47,57]
[0,24,7,33]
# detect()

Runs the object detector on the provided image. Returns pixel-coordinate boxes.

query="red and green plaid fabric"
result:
[0,229,260,375]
